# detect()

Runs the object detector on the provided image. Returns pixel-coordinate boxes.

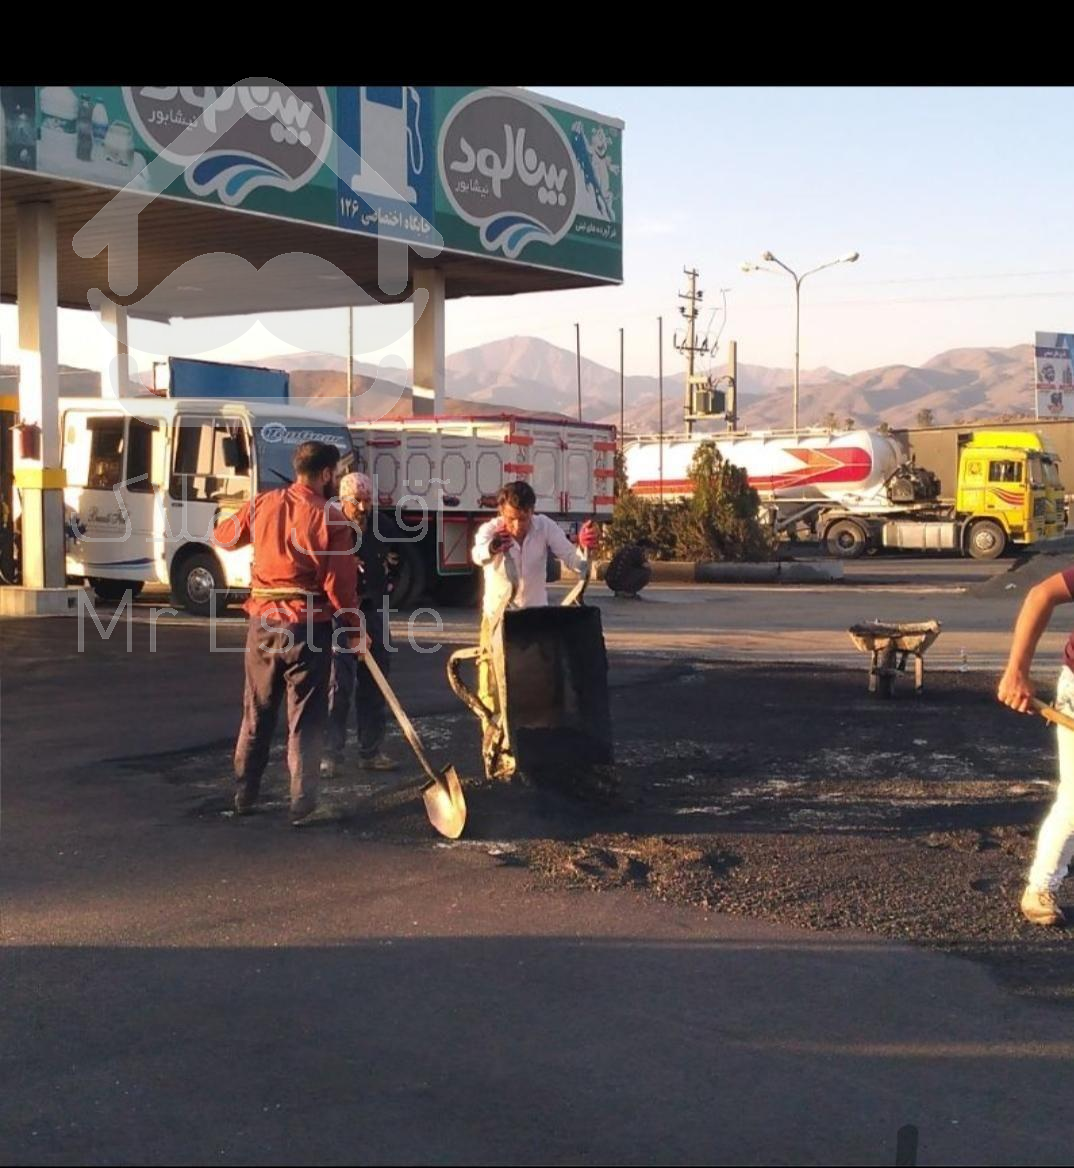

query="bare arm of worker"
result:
[542,515,588,574]
[212,499,252,551]
[997,571,1074,713]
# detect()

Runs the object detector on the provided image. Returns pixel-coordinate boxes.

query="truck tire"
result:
[391,542,428,609]
[825,519,869,559]
[171,550,227,616]
[966,519,1007,560]
[90,578,144,603]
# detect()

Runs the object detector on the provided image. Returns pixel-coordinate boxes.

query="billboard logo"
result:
[439,90,577,259]
[123,84,332,205]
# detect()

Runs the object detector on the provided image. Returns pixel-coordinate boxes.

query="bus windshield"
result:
[254,423,354,488]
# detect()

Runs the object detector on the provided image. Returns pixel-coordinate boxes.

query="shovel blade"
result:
[422,766,467,839]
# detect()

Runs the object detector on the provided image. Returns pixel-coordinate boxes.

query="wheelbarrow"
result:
[847,619,942,698]
[447,565,614,789]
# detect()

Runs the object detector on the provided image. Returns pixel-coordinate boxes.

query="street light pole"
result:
[575,322,582,421]
[793,271,801,433]
[741,249,859,433]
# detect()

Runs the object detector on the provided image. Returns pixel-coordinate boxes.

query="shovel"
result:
[362,652,467,839]
[1030,697,1074,733]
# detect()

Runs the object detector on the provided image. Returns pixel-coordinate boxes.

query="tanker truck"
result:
[623,427,1065,559]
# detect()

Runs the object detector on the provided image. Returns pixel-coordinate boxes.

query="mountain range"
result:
[266,336,1041,432]
[1,337,1041,433]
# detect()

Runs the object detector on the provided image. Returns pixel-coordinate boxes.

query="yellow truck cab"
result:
[956,431,1063,556]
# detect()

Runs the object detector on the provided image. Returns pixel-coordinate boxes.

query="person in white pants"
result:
[997,567,1074,926]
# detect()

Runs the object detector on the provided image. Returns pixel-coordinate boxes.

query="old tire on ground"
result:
[432,568,481,608]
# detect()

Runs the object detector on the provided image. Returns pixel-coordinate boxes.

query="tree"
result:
[915,408,935,428]
[843,417,855,431]
[822,411,840,430]
[877,421,891,434]
[605,455,668,557]
[670,443,777,562]
[605,444,776,562]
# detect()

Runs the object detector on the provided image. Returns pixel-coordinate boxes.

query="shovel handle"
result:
[1030,696,1074,733]
[362,651,440,789]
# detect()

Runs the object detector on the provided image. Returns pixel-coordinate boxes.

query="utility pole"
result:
[725,340,738,432]
[658,315,664,505]
[575,322,582,421]
[619,326,624,450]
[346,306,354,421]
[675,266,710,436]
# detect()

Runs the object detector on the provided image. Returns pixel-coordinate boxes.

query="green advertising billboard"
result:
[0,84,622,283]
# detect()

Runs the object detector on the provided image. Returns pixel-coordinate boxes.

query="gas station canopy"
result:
[1,84,624,319]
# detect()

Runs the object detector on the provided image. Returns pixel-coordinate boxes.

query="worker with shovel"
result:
[997,566,1074,926]
[214,440,366,825]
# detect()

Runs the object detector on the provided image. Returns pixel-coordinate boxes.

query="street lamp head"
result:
[842,251,860,263]
[739,261,756,273]
[761,250,775,262]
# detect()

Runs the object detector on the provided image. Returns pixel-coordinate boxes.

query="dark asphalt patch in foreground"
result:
[106,660,1074,1000]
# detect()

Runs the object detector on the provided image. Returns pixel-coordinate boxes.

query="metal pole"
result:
[658,315,664,506]
[619,326,625,450]
[346,306,354,420]
[575,322,582,421]
[793,277,801,434]
[727,339,738,432]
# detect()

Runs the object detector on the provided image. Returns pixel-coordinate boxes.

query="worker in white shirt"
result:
[471,480,600,774]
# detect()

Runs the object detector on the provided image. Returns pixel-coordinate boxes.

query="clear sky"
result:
[3,86,1073,382]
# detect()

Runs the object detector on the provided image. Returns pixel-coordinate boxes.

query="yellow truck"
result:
[819,429,1065,559]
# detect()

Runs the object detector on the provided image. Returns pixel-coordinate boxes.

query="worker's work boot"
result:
[359,752,397,772]
[234,782,259,816]
[289,796,319,826]
[1021,886,1067,927]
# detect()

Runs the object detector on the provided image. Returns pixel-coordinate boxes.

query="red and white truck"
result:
[348,414,617,605]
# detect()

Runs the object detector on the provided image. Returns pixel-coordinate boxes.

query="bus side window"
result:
[170,419,213,501]
[63,415,92,488]
[86,416,125,490]
[170,418,251,504]
[125,419,157,493]
[212,422,252,506]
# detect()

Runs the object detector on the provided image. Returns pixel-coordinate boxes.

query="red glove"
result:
[578,520,599,551]
[489,527,514,554]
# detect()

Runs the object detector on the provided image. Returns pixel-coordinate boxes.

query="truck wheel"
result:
[90,578,144,603]
[391,542,428,609]
[171,551,227,616]
[825,519,869,559]
[966,519,1007,560]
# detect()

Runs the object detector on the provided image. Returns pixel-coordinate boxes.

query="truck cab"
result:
[955,431,1059,557]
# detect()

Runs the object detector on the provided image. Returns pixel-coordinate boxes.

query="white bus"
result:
[61,397,355,615]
